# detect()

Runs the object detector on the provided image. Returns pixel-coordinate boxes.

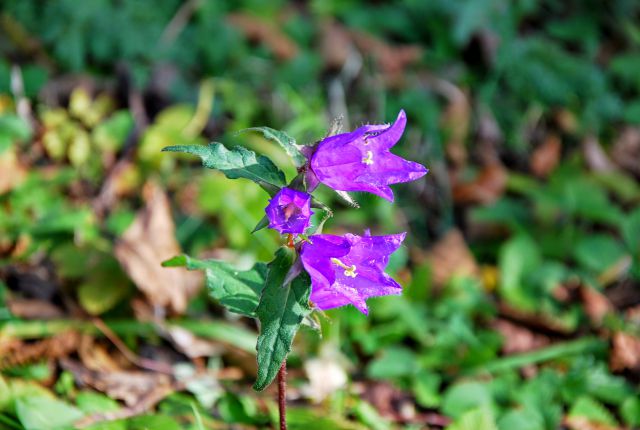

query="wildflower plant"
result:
[162,110,427,426]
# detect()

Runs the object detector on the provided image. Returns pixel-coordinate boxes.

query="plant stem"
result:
[278,361,287,430]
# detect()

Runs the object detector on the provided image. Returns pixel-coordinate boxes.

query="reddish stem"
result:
[277,361,287,430]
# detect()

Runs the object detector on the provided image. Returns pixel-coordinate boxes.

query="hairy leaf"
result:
[162,254,267,317]
[253,247,311,391]
[162,143,286,193]
[241,127,306,167]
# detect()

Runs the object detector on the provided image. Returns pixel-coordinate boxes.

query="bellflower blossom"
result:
[307,110,428,201]
[265,187,314,234]
[299,232,406,314]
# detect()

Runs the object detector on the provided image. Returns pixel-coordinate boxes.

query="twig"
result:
[159,0,201,47]
[278,361,287,430]
[92,318,174,374]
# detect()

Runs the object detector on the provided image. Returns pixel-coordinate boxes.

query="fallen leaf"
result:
[6,297,64,319]
[0,148,27,194]
[114,182,202,314]
[583,135,615,172]
[422,228,479,287]
[612,127,640,176]
[531,133,561,177]
[61,358,177,407]
[492,319,549,355]
[302,344,348,403]
[78,335,124,372]
[0,331,80,370]
[452,163,508,205]
[610,331,640,372]
[564,416,621,430]
[319,20,353,71]
[227,13,298,60]
[164,325,222,359]
[581,286,614,326]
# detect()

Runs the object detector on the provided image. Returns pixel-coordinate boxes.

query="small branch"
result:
[277,361,287,430]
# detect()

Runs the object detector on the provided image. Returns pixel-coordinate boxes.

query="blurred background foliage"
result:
[1,0,640,429]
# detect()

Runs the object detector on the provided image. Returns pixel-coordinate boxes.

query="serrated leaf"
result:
[253,247,312,391]
[162,254,266,317]
[335,190,359,208]
[162,143,286,193]
[241,127,306,167]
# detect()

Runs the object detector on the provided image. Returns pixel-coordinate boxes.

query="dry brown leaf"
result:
[62,358,177,407]
[0,331,80,370]
[452,163,508,205]
[165,325,222,359]
[319,20,353,71]
[583,135,616,172]
[612,127,640,176]
[492,319,550,355]
[564,416,621,430]
[227,13,298,60]
[531,134,561,177]
[79,335,124,372]
[0,149,27,194]
[114,182,202,314]
[610,331,640,372]
[581,285,614,326]
[422,229,479,287]
[6,297,64,319]
[350,30,422,86]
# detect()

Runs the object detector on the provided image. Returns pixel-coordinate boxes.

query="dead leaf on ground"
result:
[564,416,621,430]
[62,358,178,407]
[583,135,615,172]
[227,13,298,60]
[452,163,508,205]
[0,331,80,370]
[78,335,125,372]
[114,181,203,314]
[0,149,27,194]
[6,297,64,319]
[319,20,354,71]
[610,331,640,372]
[349,29,422,86]
[531,133,561,177]
[581,286,614,326]
[164,325,222,359]
[492,319,550,355]
[612,127,640,176]
[420,229,479,287]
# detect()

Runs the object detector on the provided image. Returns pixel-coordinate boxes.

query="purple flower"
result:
[307,110,428,201]
[265,187,314,234]
[299,232,406,314]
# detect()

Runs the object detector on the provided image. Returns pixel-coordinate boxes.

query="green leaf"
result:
[251,215,270,233]
[498,409,545,430]
[241,127,306,167]
[621,396,640,427]
[162,142,286,193]
[16,396,84,430]
[573,235,628,274]
[162,254,267,317]
[253,247,312,391]
[442,381,495,419]
[447,407,497,430]
[498,234,541,310]
[366,346,417,380]
[568,396,618,426]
